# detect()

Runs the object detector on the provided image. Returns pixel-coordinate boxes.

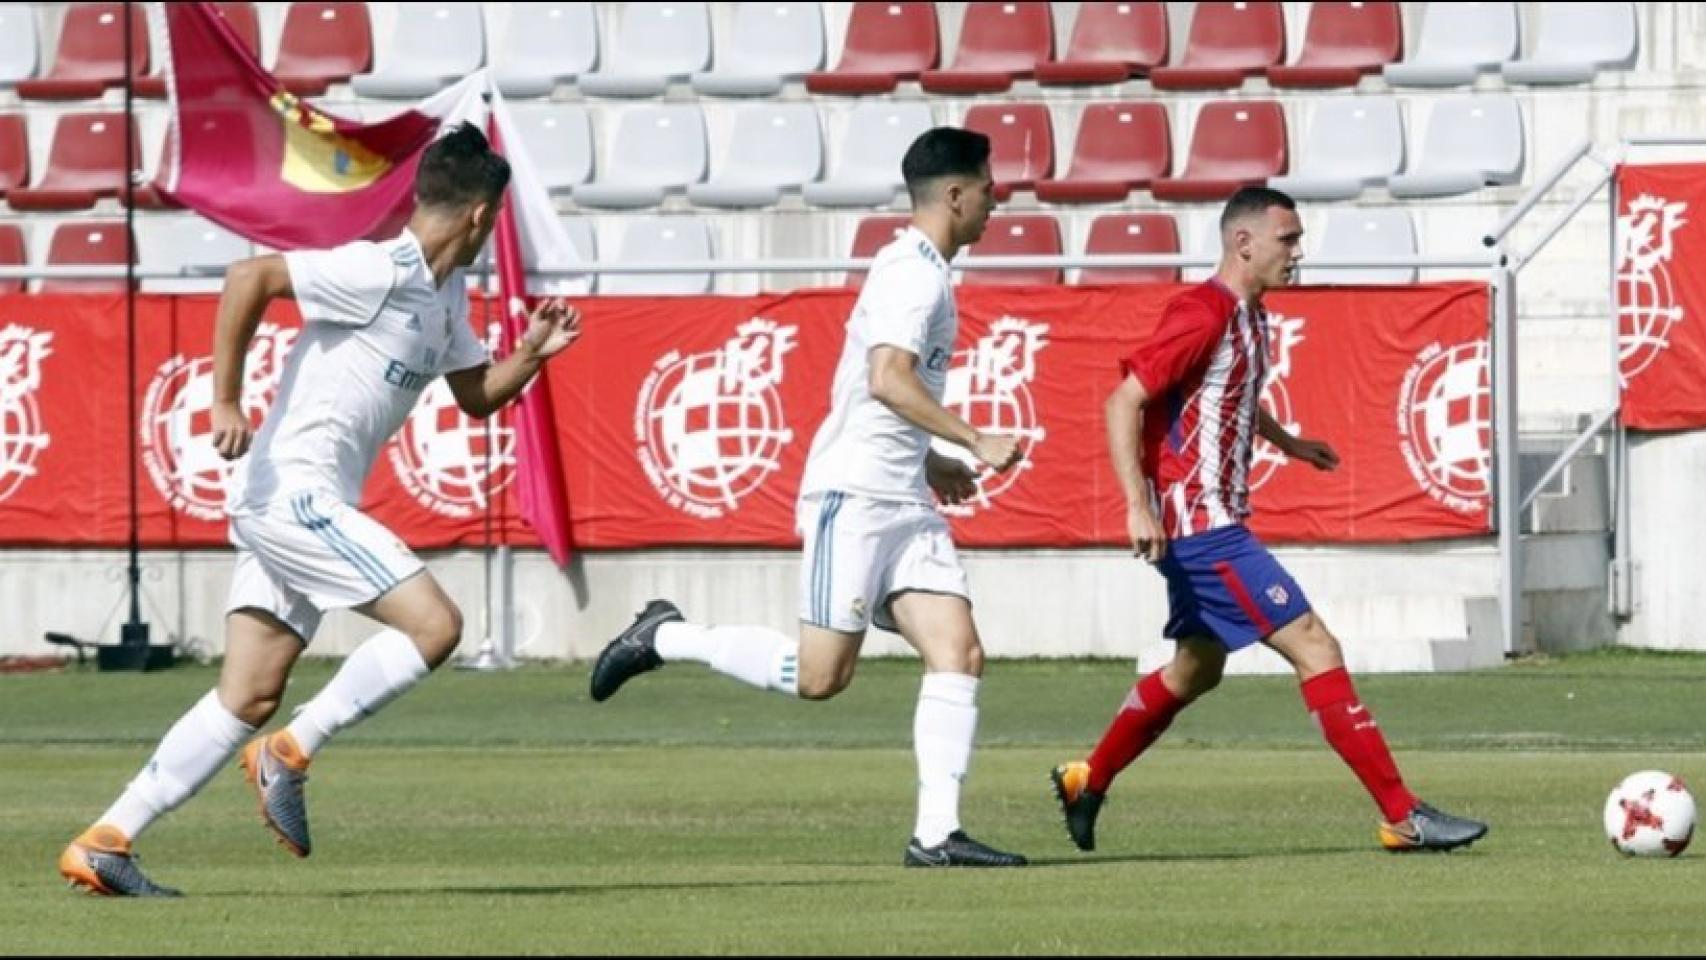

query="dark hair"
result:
[415,121,511,209]
[1219,186,1296,232]
[900,127,992,204]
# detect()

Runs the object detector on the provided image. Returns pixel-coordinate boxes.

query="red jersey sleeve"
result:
[1120,298,1228,398]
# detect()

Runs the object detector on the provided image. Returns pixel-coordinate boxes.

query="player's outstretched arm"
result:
[211,255,293,461]
[868,345,1023,472]
[444,299,582,419]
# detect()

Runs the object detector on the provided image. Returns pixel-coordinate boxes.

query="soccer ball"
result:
[1603,771,1696,857]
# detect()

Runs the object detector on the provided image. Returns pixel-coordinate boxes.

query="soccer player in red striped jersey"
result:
[1050,187,1489,854]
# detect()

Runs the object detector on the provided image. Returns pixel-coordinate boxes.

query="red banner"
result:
[1616,163,1706,430]
[0,295,536,549]
[541,283,1492,547]
[0,284,1489,550]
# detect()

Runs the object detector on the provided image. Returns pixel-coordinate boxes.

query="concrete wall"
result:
[1,538,1509,672]
[1618,430,1706,651]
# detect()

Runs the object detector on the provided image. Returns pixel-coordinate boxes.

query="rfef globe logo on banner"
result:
[1617,192,1689,386]
[1249,311,1307,492]
[932,316,1049,516]
[635,318,798,519]
[0,324,53,503]
[141,324,296,522]
[387,323,516,519]
[1397,339,1491,516]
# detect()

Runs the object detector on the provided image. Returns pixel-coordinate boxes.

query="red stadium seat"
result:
[134,3,260,98]
[1150,1,1284,91]
[1267,1,1402,89]
[7,112,138,211]
[1035,102,1170,204]
[1079,213,1181,285]
[920,1,1053,94]
[963,103,1054,202]
[273,1,373,98]
[962,214,1062,286]
[805,1,938,95]
[0,114,27,200]
[0,224,24,295]
[1035,1,1168,86]
[42,220,134,293]
[15,2,148,101]
[1151,101,1287,202]
[844,214,912,288]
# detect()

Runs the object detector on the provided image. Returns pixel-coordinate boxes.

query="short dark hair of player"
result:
[901,127,992,205]
[415,121,512,210]
[1219,186,1297,232]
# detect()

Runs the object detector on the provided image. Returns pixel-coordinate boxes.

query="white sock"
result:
[656,622,799,696]
[285,629,429,757]
[98,689,254,841]
[913,672,980,847]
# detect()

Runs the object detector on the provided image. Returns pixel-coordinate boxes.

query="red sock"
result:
[1301,667,1418,823]
[1085,669,1186,794]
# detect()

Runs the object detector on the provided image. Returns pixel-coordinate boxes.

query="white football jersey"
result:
[228,229,489,513]
[799,226,958,504]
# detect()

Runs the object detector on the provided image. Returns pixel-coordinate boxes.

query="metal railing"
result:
[0,253,1496,282]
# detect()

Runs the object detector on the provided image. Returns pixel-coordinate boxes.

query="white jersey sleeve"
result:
[857,258,941,358]
[284,242,398,327]
[439,276,488,374]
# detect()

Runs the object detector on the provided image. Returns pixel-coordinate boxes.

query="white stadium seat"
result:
[493,3,600,98]
[1383,2,1519,88]
[1388,95,1525,198]
[690,2,825,97]
[1269,97,1406,202]
[802,102,934,208]
[572,105,708,209]
[510,104,595,196]
[602,217,714,295]
[1502,2,1639,86]
[349,2,485,99]
[577,2,711,98]
[1305,208,1418,285]
[688,104,822,208]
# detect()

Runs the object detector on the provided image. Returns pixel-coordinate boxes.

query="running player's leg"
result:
[60,605,305,895]
[1050,637,1220,851]
[237,570,452,860]
[282,569,457,760]
[590,602,859,701]
[888,590,1023,867]
[1083,639,1222,786]
[1266,612,1487,851]
[215,492,438,856]
[1268,612,1414,823]
[590,492,872,702]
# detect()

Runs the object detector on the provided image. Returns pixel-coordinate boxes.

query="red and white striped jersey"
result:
[1121,279,1269,538]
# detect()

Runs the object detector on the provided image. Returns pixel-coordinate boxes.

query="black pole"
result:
[102,0,163,670]
[124,0,142,633]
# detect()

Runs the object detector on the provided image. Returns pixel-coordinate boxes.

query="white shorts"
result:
[224,490,424,642]
[797,491,970,633]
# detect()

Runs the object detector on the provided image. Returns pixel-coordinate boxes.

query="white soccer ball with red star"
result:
[1603,770,1695,857]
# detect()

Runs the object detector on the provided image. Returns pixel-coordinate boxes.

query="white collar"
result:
[900,226,951,278]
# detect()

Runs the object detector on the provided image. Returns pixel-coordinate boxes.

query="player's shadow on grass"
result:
[1024,844,1370,866]
[307,878,876,898]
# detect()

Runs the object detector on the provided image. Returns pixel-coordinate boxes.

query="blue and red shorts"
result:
[1156,524,1311,651]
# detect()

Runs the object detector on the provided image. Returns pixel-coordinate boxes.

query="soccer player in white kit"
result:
[589,128,1028,867]
[59,123,583,897]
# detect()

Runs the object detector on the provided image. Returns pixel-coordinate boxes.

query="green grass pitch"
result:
[3,649,1702,954]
